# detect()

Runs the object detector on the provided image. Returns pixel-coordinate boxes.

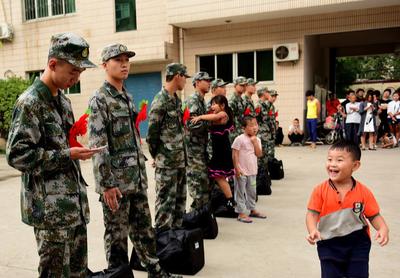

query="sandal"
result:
[249,211,267,219]
[237,216,253,223]
[368,147,377,151]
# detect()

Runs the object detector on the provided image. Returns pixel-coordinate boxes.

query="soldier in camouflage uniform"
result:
[185,72,212,211]
[229,76,248,142]
[6,33,96,278]
[206,78,228,110]
[265,90,279,160]
[242,78,258,117]
[147,63,190,232]
[255,87,272,194]
[88,44,178,278]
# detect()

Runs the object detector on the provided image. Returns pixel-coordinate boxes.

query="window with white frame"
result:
[24,0,76,21]
[198,50,274,83]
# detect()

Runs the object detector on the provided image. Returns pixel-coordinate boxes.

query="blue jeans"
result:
[307,119,318,143]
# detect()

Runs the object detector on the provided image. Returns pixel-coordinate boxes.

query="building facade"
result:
[1,0,399,138]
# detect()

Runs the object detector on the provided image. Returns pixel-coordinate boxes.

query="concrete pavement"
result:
[0,145,399,277]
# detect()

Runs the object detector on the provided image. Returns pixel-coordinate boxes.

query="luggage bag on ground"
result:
[182,204,218,239]
[130,228,205,275]
[88,264,134,278]
[268,158,284,180]
[256,166,272,195]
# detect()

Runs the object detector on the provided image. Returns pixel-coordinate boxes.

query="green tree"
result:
[0,77,31,138]
[336,54,400,97]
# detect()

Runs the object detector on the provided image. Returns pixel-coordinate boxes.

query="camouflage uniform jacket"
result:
[147,88,186,169]
[242,94,256,117]
[256,99,274,141]
[88,81,147,195]
[185,91,208,150]
[229,92,246,138]
[266,101,277,139]
[6,79,90,229]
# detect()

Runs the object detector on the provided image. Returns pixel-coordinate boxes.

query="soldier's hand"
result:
[70,147,95,161]
[103,187,123,212]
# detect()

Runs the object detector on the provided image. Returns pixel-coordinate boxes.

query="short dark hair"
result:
[329,140,361,161]
[294,118,299,121]
[241,115,256,127]
[346,89,355,96]
[166,75,175,82]
[305,90,314,97]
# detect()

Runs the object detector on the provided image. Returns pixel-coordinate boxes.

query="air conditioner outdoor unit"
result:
[273,43,299,62]
[0,23,14,41]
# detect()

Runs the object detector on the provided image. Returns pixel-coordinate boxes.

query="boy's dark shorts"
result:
[317,229,371,278]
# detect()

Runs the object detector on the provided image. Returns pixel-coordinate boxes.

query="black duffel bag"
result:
[130,228,205,275]
[183,205,218,239]
[268,158,284,180]
[157,228,204,275]
[88,264,134,278]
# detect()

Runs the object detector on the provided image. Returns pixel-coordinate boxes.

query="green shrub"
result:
[0,77,31,138]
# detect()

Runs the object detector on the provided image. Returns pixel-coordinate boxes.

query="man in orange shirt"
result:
[306,141,389,278]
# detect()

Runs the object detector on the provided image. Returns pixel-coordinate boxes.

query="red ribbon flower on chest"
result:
[69,108,91,148]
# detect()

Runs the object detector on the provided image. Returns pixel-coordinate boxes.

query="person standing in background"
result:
[147,63,190,232]
[306,90,321,149]
[185,72,212,211]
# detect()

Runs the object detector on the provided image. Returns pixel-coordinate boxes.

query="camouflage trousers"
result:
[187,147,210,211]
[257,139,271,184]
[265,138,275,160]
[101,190,162,275]
[155,167,187,231]
[34,224,87,278]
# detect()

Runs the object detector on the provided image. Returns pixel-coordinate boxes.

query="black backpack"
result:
[182,204,218,239]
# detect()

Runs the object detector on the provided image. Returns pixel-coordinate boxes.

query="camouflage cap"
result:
[165,63,191,78]
[211,78,229,89]
[101,43,135,62]
[48,32,96,68]
[269,89,279,96]
[247,78,259,86]
[192,71,213,86]
[257,87,268,97]
[233,76,247,85]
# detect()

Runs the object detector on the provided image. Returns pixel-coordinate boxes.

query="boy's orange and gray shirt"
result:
[307,179,380,241]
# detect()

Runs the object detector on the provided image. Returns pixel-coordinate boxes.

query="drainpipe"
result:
[179,27,185,100]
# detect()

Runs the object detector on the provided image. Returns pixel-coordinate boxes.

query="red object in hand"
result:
[182,106,190,125]
[268,110,273,116]
[244,107,251,116]
[135,100,148,131]
[255,107,261,115]
[69,109,90,147]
